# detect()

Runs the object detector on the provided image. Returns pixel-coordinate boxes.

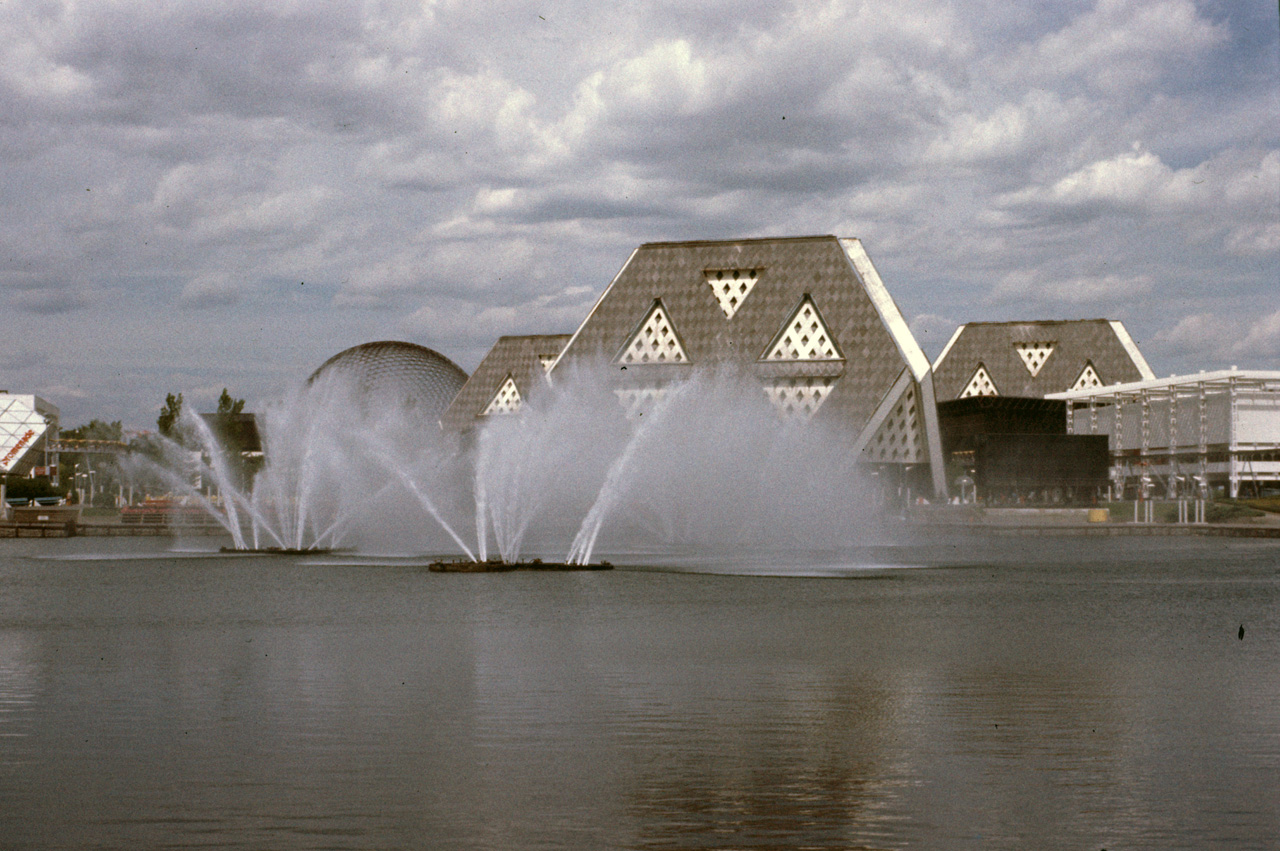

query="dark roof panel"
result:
[933,320,1153,400]
[440,334,571,432]
[553,236,923,434]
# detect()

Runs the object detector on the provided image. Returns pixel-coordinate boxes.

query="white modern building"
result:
[0,392,59,481]
[1048,369,1280,499]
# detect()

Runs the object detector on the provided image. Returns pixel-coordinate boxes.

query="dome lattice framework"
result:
[308,341,468,419]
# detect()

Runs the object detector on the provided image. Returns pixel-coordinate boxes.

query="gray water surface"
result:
[1,535,1277,849]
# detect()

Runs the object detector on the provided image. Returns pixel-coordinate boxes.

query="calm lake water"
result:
[1,534,1277,850]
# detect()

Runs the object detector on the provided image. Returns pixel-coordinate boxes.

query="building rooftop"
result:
[932,319,1155,401]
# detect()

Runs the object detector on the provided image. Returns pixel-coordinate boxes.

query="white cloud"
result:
[990,269,1153,305]
[0,0,1274,425]
[179,273,245,308]
[1014,0,1228,93]
[1150,310,1280,365]
[995,143,1280,264]
[1226,222,1280,257]
[1238,310,1280,360]
[399,285,598,344]
[599,39,713,119]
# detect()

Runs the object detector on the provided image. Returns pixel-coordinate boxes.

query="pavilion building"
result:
[440,334,571,433]
[547,235,947,498]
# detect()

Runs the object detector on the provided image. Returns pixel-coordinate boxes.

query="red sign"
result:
[1,429,36,470]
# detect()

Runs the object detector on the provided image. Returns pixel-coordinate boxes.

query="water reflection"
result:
[0,631,39,763]
[622,671,911,849]
[0,538,1276,849]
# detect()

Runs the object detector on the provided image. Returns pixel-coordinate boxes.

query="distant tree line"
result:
[5,389,251,506]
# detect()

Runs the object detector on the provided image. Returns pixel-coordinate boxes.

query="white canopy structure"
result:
[1048,369,1280,498]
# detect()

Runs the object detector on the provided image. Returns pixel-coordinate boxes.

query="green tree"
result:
[216,388,246,415]
[157,392,183,437]
[60,419,127,508]
[63,419,124,443]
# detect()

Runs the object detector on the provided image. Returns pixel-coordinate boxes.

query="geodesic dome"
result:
[307,341,469,420]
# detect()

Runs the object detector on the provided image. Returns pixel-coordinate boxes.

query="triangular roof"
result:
[932,319,1154,401]
[552,235,933,438]
[440,334,571,432]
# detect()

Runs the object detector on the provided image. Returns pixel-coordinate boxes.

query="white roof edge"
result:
[546,246,640,376]
[1108,320,1156,380]
[839,238,931,381]
[1047,368,1280,399]
[0,393,59,417]
[931,324,966,371]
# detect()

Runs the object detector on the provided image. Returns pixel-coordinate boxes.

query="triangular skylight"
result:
[705,268,759,319]
[960,364,999,398]
[1015,342,1055,377]
[482,376,522,415]
[617,301,689,365]
[1070,362,1103,392]
[763,377,836,421]
[763,296,842,361]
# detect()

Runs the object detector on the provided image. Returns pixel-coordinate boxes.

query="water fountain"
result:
[143,345,875,567]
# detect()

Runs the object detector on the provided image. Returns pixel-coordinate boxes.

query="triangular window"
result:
[617,301,689,365]
[1015,342,1055,377]
[705,268,759,319]
[862,383,925,464]
[762,377,836,421]
[1070,362,1103,392]
[482,376,522,415]
[763,296,842,361]
[960,364,999,398]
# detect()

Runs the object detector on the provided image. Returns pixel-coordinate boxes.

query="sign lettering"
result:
[1,429,37,470]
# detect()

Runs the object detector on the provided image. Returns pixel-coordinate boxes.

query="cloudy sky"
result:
[2,0,1277,428]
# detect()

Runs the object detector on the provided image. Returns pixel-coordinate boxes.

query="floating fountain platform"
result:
[220,546,346,555]
[428,558,613,573]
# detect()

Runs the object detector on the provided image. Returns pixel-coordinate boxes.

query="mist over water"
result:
[153,361,880,563]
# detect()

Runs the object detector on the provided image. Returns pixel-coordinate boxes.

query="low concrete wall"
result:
[982,508,1093,524]
[10,506,81,526]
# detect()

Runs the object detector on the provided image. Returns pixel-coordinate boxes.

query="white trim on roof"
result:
[918,373,948,499]
[546,246,640,377]
[1108,320,1156,381]
[850,369,913,458]
[931,324,965,371]
[838,238,931,382]
[1047,368,1280,400]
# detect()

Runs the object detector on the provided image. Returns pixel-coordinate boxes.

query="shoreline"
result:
[4,507,1280,540]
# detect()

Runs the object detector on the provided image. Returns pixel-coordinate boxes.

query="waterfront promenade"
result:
[904,504,1280,538]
